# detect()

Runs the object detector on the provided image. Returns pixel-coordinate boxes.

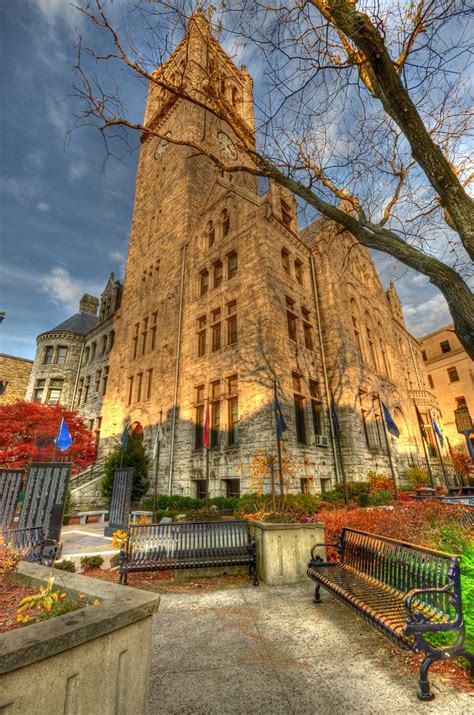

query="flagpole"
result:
[414,402,435,488]
[205,399,210,500]
[378,397,398,499]
[331,393,348,505]
[274,379,285,509]
[430,412,448,488]
[52,417,62,462]
[153,410,162,515]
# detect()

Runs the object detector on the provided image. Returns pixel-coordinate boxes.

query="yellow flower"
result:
[59,593,67,600]
[79,593,86,600]
[93,599,100,605]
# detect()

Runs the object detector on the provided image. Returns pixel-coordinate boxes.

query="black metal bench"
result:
[1,526,59,566]
[119,519,258,586]
[307,528,473,701]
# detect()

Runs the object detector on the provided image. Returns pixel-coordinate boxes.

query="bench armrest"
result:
[403,582,462,633]
[309,541,340,564]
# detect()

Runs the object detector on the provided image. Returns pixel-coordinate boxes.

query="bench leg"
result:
[418,655,436,701]
[313,583,322,604]
[249,562,259,586]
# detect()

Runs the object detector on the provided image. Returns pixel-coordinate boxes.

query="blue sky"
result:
[0,1,453,360]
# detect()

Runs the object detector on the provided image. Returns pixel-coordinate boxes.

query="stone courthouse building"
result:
[28,14,441,497]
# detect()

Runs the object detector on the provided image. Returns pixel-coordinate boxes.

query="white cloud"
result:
[38,266,100,311]
[110,250,126,266]
[404,293,451,338]
[68,161,88,182]
[36,201,51,212]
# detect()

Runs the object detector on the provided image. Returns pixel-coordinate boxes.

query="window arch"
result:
[206,220,215,248]
[221,209,230,237]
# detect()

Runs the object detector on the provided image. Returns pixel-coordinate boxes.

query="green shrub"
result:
[185,507,222,521]
[404,466,429,489]
[62,489,72,525]
[101,433,149,503]
[235,493,274,515]
[369,490,394,506]
[153,509,180,522]
[55,559,76,573]
[358,492,370,507]
[210,496,239,513]
[80,555,104,571]
[286,493,321,515]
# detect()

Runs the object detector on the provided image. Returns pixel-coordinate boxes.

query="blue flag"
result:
[274,382,287,438]
[121,420,130,451]
[331,402,340,436]
[380,401,400,438]
[54,418,73,452]
[430,415,444,447]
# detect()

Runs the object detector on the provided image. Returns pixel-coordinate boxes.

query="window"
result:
[227,251,238,279]
[221,209,230,237]
[47,378,64,405]
[127,376,134,406]
[33,379,45,403]
[300,478,310,494]
[309,380,323,436]
[154,260,160,287]
[320,478,331,494]
[294,395,306,444]
[428,374,434,389]
[211,309,221,351]
[281,248,290,276]
[455,396,467,407]
[95,417,102,450]
[303,321,313,350]
[150,312,157,351]
[447,367,459,383]
[94,369,101,393]
[287,311,297,342]
[286,296,295,310]
[351,302,363,361]
[100,335,107,356]
[56,346,68,365]
[212,381,220,400]
[43,346,54,364]
[422,350,427,361]
[294,259,303,285]
[280,198,292,227]
[379,337,391,377]
[90,342,97,361]
[225,479,241,498]
[200,269,209,296]
[84,347,90,364]
[440,340,451,353]
[228,396,239,445]
[132,323,139,359]
[77,378,83,406]
[227,301,237,345]
[365,318,378,370]
[84,375,90,403]
[196,479,207,500]
[197,315,206,357]
[211,401,221,448]
[213,260,223,288]
[141,318,148,356]
[206,220,215,248]
[101,366,109,396]
[292,372,302,393]
[136,372,143,402]
[146,369,153,399]
[195,385,205,449]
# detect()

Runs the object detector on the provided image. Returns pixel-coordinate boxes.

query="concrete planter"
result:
[0,562,160,714]
[250,520,325,585]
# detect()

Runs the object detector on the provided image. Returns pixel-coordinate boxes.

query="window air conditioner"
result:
[314,435,329,447]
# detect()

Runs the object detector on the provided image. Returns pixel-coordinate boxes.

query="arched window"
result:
[231,86,239,108]
[351,300,363,361]
[281,248,290,276]
[206,220,215,248]
[221,209,230,237]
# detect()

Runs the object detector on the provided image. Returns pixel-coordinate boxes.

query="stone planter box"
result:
[250,521,325,585]
[0,562,160,714]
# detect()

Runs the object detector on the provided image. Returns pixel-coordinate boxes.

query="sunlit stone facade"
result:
[96,15,440,497]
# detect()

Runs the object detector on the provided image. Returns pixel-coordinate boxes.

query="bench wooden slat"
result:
[308,527,472,701]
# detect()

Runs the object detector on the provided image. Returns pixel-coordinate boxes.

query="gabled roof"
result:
[40,311,98,338]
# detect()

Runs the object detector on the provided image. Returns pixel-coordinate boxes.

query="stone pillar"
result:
[250,521,325,586]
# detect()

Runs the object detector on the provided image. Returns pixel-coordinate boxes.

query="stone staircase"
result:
[69,457,107,510]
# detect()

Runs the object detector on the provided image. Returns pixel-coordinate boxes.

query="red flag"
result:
[203,403,210,449]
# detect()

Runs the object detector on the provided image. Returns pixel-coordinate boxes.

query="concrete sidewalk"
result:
[60,522,118,567]
[149,582,473,714]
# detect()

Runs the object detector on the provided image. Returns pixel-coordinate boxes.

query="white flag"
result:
[153,422,163,460]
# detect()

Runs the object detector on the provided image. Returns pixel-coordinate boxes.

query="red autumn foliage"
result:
[0,401,96,473]
[316,501,462,560]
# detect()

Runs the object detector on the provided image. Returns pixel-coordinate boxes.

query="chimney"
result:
[79,293,99,316]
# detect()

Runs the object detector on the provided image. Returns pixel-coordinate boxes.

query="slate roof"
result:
[40,311,98,337]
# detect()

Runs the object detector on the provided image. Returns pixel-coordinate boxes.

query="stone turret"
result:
[79,294,99,316]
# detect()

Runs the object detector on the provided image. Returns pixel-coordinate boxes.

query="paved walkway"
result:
[60,522,118,567]
[149,582,473,714]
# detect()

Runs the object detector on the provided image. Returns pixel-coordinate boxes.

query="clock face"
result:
[154,131,172,160]
[218,131,238,161]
